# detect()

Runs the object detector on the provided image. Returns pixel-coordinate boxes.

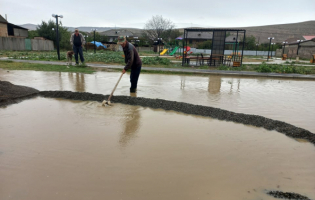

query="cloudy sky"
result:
[1,0,314,28]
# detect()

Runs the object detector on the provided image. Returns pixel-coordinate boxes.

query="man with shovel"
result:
[118,36,142,93]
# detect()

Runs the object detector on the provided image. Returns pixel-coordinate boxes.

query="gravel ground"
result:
[267,191,312,200]
[0,81,39,107]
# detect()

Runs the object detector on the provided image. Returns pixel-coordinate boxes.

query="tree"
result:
[87,32,108,43]
[27,30,39,39]
[143,15,175,42]
[241,35,256,50]
[36,20,71,50]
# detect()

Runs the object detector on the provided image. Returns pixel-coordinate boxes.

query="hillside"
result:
[177,21,315,43]
[19,24,121,32]
[240,21,315,43]
[21,20,315,43]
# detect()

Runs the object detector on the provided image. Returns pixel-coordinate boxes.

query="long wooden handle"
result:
[108,73,124,102]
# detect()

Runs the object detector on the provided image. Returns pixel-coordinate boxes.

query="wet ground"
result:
[1,69,315,132]
[1,97,315,200]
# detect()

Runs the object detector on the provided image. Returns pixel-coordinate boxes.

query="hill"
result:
[20,20,315,43]
[19,24,121,32]
[239,21,315,43]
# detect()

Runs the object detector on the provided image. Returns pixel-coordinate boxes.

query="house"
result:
[100,29,143,42]
[179,33,241,48]
[0,15,8,37]
[0,14,28,38]
[179,32,213,48]
[303,36,315,40]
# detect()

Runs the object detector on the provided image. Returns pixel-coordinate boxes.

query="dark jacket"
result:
[123,41,142,70]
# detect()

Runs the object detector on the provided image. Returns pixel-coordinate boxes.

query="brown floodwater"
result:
[0,69,314,132]
[0,98,315,200]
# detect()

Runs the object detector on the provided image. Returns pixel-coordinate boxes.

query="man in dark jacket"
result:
[118,36,142,93]
[70,29,86,65]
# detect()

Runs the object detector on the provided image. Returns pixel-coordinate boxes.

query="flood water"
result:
[1,69,315,132]
[0,97,315,200]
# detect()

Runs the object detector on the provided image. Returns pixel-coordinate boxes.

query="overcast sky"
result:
[1,0,314,28]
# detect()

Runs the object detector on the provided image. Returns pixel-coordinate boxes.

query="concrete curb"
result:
[3,58,315,80]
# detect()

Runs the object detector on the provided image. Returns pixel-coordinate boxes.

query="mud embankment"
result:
[267,191,312,200]
[39,90,315,147]
[1,80,314,146]
[0,81,39,107]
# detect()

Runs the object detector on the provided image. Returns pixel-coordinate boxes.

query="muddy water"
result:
[0,98,315,200]
[1,69,314,132]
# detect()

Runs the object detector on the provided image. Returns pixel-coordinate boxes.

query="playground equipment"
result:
[169,46,179,56]
[160,48,168,55]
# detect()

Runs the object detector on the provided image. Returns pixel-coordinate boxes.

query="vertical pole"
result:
[94,31,96,54]
[256,44,258,56]
[297,41,300,55]
[267,38,271,61]
[282,43,285,56]
[56,17,60,60]
[182,30,185,66]
[85,36,87,53]
[234,31,239,61]
[241,30,245,66]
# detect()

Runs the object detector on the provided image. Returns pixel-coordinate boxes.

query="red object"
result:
[184,46,191,51]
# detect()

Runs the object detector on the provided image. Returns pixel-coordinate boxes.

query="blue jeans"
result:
[130,66,141,89]
[73,46,85,64]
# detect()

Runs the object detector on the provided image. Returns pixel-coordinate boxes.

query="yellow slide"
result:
[160,49,168,55]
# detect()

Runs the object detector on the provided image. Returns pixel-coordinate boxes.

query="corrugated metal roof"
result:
[8,23,28,30]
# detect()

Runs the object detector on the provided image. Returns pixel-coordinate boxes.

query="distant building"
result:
[0,15,8,37]
[303,36,315,41]
[0,14,28,38]
[100,29,142,42]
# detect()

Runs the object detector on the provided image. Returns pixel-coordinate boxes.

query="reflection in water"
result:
[58,72,63,91]
[208,76,221,94]
[228,79,241,94]
[119,106,141,147]
[1,70,315,132]
[68,73,86,92]
[181,76,186,90]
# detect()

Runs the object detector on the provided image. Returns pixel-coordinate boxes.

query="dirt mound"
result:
[39,90,315,146]
[0,81,39,107]
[267,191,312,200]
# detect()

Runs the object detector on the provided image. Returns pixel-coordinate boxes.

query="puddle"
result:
[0,69,314,132]
[0,97,315,200]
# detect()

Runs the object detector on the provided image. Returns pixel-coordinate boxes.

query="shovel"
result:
[101,73,124,106]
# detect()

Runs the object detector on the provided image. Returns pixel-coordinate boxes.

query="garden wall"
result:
[0,37,54,51]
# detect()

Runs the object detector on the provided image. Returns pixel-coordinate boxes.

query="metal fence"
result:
[0,37,54,51]
[175,48,275,56]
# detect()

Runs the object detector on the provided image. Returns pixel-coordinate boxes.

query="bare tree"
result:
[143,15,175,41]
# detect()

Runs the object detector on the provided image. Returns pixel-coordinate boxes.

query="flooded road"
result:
[1,98,315,200]
[1,69,314,132]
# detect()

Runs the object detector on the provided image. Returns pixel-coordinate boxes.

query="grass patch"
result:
[0,60,95,74]
[253,63,313,74]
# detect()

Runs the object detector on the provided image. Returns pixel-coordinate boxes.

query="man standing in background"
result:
[70,29,85,65]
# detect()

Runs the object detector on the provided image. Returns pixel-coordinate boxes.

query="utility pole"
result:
[267,37,274,61]
[52,14,63,60]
